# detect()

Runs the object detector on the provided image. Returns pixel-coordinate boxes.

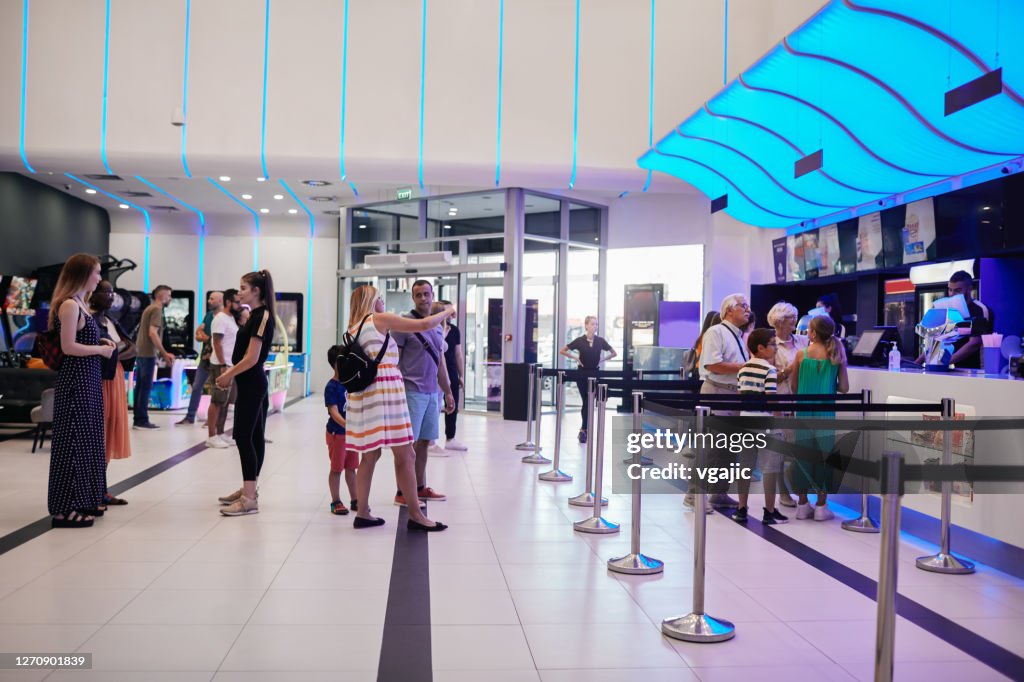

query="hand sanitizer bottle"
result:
[888,341,901,372]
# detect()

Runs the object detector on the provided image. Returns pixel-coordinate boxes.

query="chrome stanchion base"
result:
[515,441,536,451]
[573,516,620,534]
[622,455,654,466]
[539,469,573,482]
[607,552,664,575]
[661,613,736,642]
[841,515,880,533]
[568,491,608,507]
[915,552,975,574]
[520,452,551,464]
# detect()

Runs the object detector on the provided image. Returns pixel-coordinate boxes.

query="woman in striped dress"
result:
[346,285,453,531]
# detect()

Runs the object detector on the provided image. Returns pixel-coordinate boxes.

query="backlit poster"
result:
[772,237,787,283]
[902,198,936,264]
[803,230,821,279]
[857,212,884,271]
[786,234,805,281]
[818,224,840,277]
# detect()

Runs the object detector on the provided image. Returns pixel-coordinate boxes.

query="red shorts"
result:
[326,432,359,472]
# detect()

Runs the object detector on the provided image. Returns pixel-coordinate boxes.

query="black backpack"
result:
[336,314,390,392]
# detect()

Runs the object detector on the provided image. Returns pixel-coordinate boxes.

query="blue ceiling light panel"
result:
[639,0,1024,229]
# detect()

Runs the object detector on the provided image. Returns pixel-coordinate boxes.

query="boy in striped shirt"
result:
[732,328,789,525]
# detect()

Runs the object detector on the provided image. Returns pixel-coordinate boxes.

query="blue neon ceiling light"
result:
[259,0,271,180]
[99,0,113,175]
[639,0,1024,230]
[641,0,655,193]
[67,173,152,289]
[279,178,315,384]
[495,0,505,187]
[568,0,580,189]
[417,0,427,190]
[338,0,350,181]
[208,178,260,269]
[19,0,35,174]
[180,0,193,178]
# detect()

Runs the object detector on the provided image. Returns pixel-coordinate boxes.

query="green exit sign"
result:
[396,188,413,201]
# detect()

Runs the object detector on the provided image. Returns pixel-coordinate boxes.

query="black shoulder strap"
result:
[407,310,441,367]
[721,323,749,362]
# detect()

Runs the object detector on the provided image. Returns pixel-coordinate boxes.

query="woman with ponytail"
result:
[214,270,277,516]
[788,314,849,521]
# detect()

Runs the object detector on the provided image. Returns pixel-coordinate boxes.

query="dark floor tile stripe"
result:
[378,506,432,682]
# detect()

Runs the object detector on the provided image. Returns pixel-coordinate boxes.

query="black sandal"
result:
[51,511,95,528]
[104,493,128,505]
[80,507,105,517]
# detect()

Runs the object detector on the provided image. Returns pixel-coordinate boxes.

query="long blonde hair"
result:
[809,315,841,364]
[348,284,379,329]
[48,253,100,329]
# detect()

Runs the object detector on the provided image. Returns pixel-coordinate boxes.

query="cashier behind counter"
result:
[915,270,993,369]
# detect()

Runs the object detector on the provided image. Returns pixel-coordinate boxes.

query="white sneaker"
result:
[216,434,234,447]
[813,504,835,521]
[795,503,815,520]
[428,443,449,457]
[444,438,468,451]
[683,494,714,514]
[206,436,230,449]
[779,494,798,508]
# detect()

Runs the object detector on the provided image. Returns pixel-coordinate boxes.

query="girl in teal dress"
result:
[789,315,849,521]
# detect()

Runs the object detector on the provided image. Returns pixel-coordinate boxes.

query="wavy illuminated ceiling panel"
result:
[639,0,1024,229]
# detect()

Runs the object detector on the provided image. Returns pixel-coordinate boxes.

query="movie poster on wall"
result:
[857,212,884,271]
[818,224,840,277]
[803,231,821,279]
[902,198,936,264]
[786,234,805,281]
[772,237,787,283]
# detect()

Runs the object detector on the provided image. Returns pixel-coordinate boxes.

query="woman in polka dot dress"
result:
[48,254,116,528]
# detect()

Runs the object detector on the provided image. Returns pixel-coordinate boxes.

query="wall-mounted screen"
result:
[272,292,303,353]
[163,290,195,355]
[4,276,37,314]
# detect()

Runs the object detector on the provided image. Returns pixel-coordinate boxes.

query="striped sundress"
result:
[344,315,415,452]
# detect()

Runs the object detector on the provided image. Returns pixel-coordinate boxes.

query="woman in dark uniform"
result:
[559,315,617,443]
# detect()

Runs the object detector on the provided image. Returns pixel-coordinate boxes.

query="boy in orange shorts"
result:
[326,345,359,515]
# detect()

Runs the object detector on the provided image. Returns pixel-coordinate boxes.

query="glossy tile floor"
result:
[0,399,1022,681]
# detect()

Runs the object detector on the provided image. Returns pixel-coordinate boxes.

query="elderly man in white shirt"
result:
[684,293,751,511]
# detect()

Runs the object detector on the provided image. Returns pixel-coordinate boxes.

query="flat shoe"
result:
[353,516,385,529]
[103,494,128,505]
[407,519,448,532]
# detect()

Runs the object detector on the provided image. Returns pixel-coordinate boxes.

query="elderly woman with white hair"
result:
[767,301,807,508]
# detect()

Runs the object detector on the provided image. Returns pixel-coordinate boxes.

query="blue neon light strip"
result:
[417,0,427,189]
[134,174,207,303]
[180,0,193,178]
[208,178,260,269]
[279,179,315,373]
[259,0,271,179]
[569,0,580,189]
[66,173,152,289]
[642,0,655,192]
[100,0,113,174]
[495,0,505,187]
[19,0,35,173]
[339,0,350,181]
[348,180,360,198]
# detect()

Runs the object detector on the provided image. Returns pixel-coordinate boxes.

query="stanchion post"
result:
[875,450,904,682]
[515,364,537,451]
[662,406,735,642]
[843,388,880,533]
[916,397,974,574]
[522,365,552,463]
[569,377,606,507]
[573,384,619,534]
[623,378,654,466]
[609,391,663,574]
[539,371,572,482]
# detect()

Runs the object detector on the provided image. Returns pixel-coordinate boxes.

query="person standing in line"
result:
[205,288,239,449]
[815,293,847,338]
[439,300,467,451]
[48,254,115,528]
[344,284,452,531]
[215,272,276,516]
[324,344,358,515]
[178,291,222,425]
[391,281,455,507]
[767,301,806,509]
[559,315,616,444]
[90,280,135,507]
[133,285,175,429]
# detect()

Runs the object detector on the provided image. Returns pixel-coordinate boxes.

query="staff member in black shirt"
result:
[560,316,617,443]
[915,270,993,369]
[215,269,277,517]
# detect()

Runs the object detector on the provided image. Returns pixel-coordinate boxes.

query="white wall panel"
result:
[108,230,146,290]
[343,0,422,182]
[263,0,344,179]
[499,0,575,187]
[105,0,185,175]
[24,0,106,170]
[185,0,265,177]
[0,2,25,166]
[421,0,499,186]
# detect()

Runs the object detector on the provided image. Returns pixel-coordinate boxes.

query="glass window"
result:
[525,194,561,238]
[427,192,505,238]
[569,203,601,244]
[523,242,558,373]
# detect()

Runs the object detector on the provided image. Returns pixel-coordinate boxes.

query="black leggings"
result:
[234,376,268,481]
[575,369,597,432]
[445,380,460,440]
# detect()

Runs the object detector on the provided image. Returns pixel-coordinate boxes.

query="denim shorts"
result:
[406,390,440,442]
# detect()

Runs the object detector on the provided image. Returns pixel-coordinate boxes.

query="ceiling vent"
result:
[121,191,153,198]
[303,180,332,187]
[323,209,341,216]
[310,196,336,202]
[150,205,179,212]
[84,173,123,181]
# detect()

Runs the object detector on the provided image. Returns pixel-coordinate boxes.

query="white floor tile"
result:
[510,588,651,624]
[431,625,535,671]
[0,588,139,624]
[220,624,382,671]
[148,562,283,591]
[523,622,686,669]
[109,589,264,625]
[81,624,242,671]
[839,659,1011,681]
[787,618,973,663]
[540,670,697,682]
[692,663,855,681]
[668,621,835,668]
[431,589,520,625]
[249,588,390,625]
[27,562,169,590]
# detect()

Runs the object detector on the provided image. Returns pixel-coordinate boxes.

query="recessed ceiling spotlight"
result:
[119,204,129,209]
[594,237,599,242]
[982,206,991,211]
[288,208,298,214]
[358,224,367,229]
[310,196,336,202]
[303,180,331,187]
[273,194,284,200]
[257,177,266,182]
[981,219,991,224]
[241,194,253,200]
[259,208,270,214]
[443,224,451,229]
[85,188,97,194]
[219,176,231,182]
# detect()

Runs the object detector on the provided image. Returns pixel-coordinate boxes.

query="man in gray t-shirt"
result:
[392,280,455,504]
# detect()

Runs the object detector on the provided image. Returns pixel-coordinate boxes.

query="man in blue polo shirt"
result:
[392,280,456,506]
